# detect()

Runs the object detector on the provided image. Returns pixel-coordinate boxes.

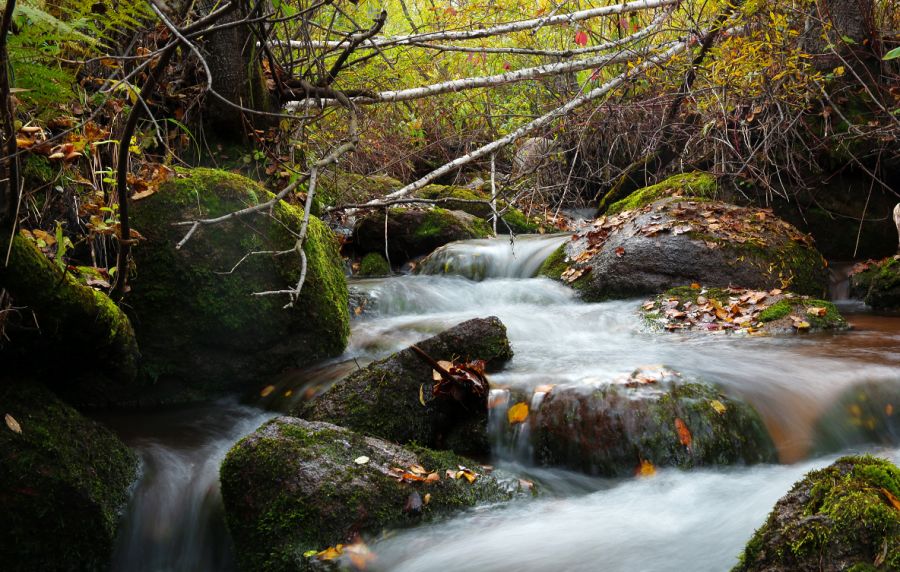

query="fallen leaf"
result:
[806,306,827,317]
[887,404,894,416]
[518,479,535,491]
[5,413,22,434]
[317,545,344,560]
[636,459,656,477]
[675,418,692,448]
[260,385,276,397]
[408,464,427,475]
[354,456,370,465]
[419,384,427,406]
[423,492,432,505]
[507,402,529,424]
[691,283,701,290]
[710,400,728,415]
[534,384,556,394]
[131,189,156,201]
[615,246,625,257]
[425,472,440,483]
[343,539,376,570]
[880,488,900,511]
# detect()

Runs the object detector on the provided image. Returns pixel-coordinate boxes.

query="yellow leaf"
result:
[710,400,727,415]
[260,385,276,397]
[317,545,344,560]
[418,384,427,406]
[690,282,701,289]
[354,456,369,465]
[5,413,22,434]
[507,402,529,424]
[636,459,656,477]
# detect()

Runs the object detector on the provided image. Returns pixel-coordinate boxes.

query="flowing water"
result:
[111,234,900,571]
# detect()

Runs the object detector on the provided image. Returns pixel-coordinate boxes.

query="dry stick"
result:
[1,0,18,266]
[383,207,391,268]
[331,41,688,211]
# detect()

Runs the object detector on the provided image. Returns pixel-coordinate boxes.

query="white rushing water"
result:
[112,234,900,571]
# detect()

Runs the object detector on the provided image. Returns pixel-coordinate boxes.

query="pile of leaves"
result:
[641,284,845,334]
[412,345,489,410]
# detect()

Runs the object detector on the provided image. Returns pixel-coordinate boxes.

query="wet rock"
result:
[849,256,900,312]
[641,285,847,335]
[297,317,513,457]
[500,367,776,477]
[734,455,900,572]
[416,184,540,234]
[352,207,491,265]
[539,197,828,301]
[128,168,349,403]
[0,381,138,571]
[0,235,139,404]
[813,379,900,454]
[221,417,528,572]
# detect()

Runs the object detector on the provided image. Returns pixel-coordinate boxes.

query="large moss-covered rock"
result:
[128,168,349,401]
[417,184,540,234]
[813,379,900,454]
[641,285,847,335]
[0,381,138,571]
[849,256,900,311]
[497,367,776,477]
[352,207,491,265]
[298,317,513,456]
[734,455,900,572]
[0,235,138,403]
[221,417,528,572]
[357,252,390,276]
[539,197,828,301]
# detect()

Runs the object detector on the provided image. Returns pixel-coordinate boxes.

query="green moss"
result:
[537,243,590,290]
[734,455,900,571]
[127,168,349,400]
[607,172,717,215]
[0,235,139,391]
[759,300,792,322]
[418,184,539,234]
[0,381,138,570]
[359,252,390,276]
[414,207,490,239]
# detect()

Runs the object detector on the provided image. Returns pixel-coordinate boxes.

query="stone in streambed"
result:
[297,316,513,457]
[734,455,900,572]
[500,367,777,477]
[220,417,528,572]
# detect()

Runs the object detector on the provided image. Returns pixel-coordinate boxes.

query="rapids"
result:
[110,234,900,571]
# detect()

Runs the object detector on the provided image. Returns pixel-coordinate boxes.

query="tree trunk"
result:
[199,0,273,140]
[803,0,874,70]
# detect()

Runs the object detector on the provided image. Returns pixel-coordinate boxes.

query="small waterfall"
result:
[109,402,273,572]
[416,234,568,280]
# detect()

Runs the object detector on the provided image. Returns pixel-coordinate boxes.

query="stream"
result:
[109,234,900,572]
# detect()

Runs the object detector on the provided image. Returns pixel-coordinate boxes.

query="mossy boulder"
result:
[417,184,540,234]
[734,455,900,572]
[849,256,900,311]
[813,379,900,454]
[0,235,139,404]
[221,417,529,572]
[298,317,513,457]
[357,252,390,276]
[606,172,717,216]
[128,168,349,402]
[641,286,847,335]
[496,367,776,477]
[0,381,138,571]
[539,197,828,301]
[352,207,492,265]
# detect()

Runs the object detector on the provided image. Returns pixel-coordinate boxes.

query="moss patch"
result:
[0,381,138,570]
[358,252,390,276]
[607,172,717,215]
[418,184,540,234]
[127,167,349,401]
[850,256,900,311]
[734,455,900,572]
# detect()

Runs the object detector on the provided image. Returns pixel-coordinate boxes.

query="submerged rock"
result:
[849,256,900,312]
[352,207,492,265]
[221,417,528,572]
[298,317,513,457]
[0,381,138,571]
[734,455,900,572]
[539,197,828,301]
[0,235,139,403]
[641,285,847,335]
[813,379,900,454]
[498,367,776,477]
[128,168,349,402]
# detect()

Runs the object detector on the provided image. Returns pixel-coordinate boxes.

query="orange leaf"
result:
[636,459,656,477]
[507,402,529,424]
[880,488,900,511]
[675,418,692,448]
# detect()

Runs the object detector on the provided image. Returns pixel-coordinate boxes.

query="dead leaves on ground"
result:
[412,346,489,408]
[5,413,22,434]
[307,539,376,570]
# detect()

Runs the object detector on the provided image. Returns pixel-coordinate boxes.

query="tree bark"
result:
[803,0,875,71]
[0,0,18,246]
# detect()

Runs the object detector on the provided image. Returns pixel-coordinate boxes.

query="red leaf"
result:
[574,31,589,46]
